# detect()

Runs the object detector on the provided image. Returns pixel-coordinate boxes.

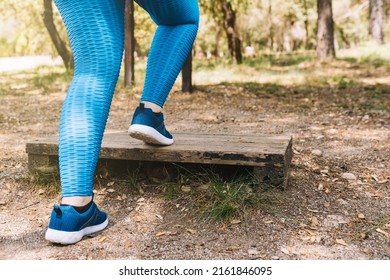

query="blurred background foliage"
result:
[0,0,389,60]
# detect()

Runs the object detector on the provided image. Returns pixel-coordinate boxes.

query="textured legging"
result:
[54,0,199,197]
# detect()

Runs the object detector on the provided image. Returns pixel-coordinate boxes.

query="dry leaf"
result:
[335,239,348,246]
[107,181,115,187]
[181,186,191,193]
[38,189,45,195]
[371,175,379,182]
[230,219,242,225]
[325,188,330,194]
[156,214,163,221]
[376,228,389,236]
[156,231,166,237]
[311,217,319,227]
[186,228,197,235]
[310,236,316,243]
[107,188,115,193]
[137,197,145,203]
[305,229,316,236]
[264,220,273,224]
[133,215,143,222]
[280,247,290,255]
[98,236,107,242]
[357,213,365,219]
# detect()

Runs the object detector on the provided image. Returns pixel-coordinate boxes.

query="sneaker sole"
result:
[128,124,174,146]
[45,218,108,245]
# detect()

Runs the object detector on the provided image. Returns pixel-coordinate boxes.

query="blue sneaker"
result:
[128,103,174,145]
[45,202,108,245]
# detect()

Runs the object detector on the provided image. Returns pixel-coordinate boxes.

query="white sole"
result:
[128,124,174,146]
[45,218,108,245]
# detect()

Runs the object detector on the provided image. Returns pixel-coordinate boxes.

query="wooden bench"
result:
[26,131,293,189]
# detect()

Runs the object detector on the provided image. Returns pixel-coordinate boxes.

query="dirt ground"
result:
[0,58,389,260]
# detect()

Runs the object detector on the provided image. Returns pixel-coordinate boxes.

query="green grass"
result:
[161,166,282,222]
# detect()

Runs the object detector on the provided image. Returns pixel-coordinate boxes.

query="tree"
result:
[316,0,335,60]
[199,0,245,63]
[369,0,386,44]
[42,0,73,70]
[220,0,242,63]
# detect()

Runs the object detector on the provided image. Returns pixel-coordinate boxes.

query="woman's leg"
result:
[128,0,199,145]
[46,0,125,244]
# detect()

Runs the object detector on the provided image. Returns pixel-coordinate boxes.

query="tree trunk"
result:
[369,0,385,44]
[42,0,73,70]
[316,0,335,60]
[124,0,135,87]
[268,0,274,51]
[302,0,310,49]
[181,51,193,93]
[220,0,242,64]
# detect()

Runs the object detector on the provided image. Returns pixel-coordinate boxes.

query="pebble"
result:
[342,173,357,180]
[326,129,338,135]
[0,201,6,206]
[318,184,324,191]
[311,149,323,156]
[248,249,260,256]
[271,256,280,260]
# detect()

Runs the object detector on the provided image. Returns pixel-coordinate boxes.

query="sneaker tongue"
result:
[140,103,145,110]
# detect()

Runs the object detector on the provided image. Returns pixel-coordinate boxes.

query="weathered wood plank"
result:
[26,131,292,166]
[26,131,293,188]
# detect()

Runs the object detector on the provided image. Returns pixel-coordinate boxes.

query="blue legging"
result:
[55,0,199,197]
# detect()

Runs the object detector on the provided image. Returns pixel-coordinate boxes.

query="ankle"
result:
[61,196,93,207]
[141,101,162,113]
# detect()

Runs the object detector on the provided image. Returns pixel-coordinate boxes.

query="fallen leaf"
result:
[107,181,115,187]
[107,188,115,193]
[378,179,388,184]
[230,219,242,225]
[137,197,145,203]
[38,189,45,195]
[371,175,379,182]
[305,229,316,236]
[311,217,319,228]
[98,236,107,242]
[156,231,166,237]
[310,236,316,243]
[325,188,330,194]
[0,201,6,206]
[376,228,389,236]
[318,184,324,191]
[133,215,143,222]
[281,247,290,255]
[264,220,273,224]
[186,228,197,235]
[156,214,163,221]
[181,186,191,193]
[358,213,365,219]
[335,239,348,246]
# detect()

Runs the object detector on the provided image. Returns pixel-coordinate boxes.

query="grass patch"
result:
[161,166,282,223]
[29,165,61,196]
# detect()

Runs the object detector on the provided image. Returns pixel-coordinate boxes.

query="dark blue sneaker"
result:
[128,103,174,145]
[45,202,108,245]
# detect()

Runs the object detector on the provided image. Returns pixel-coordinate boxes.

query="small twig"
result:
[16,201,39,210]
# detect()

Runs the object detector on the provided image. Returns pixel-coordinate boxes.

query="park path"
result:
[0,56,62,73]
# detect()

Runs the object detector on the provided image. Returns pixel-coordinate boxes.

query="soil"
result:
[0,60,389,260]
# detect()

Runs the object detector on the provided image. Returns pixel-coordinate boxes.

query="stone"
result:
[342,173,357,180]
[311,149,323,156]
